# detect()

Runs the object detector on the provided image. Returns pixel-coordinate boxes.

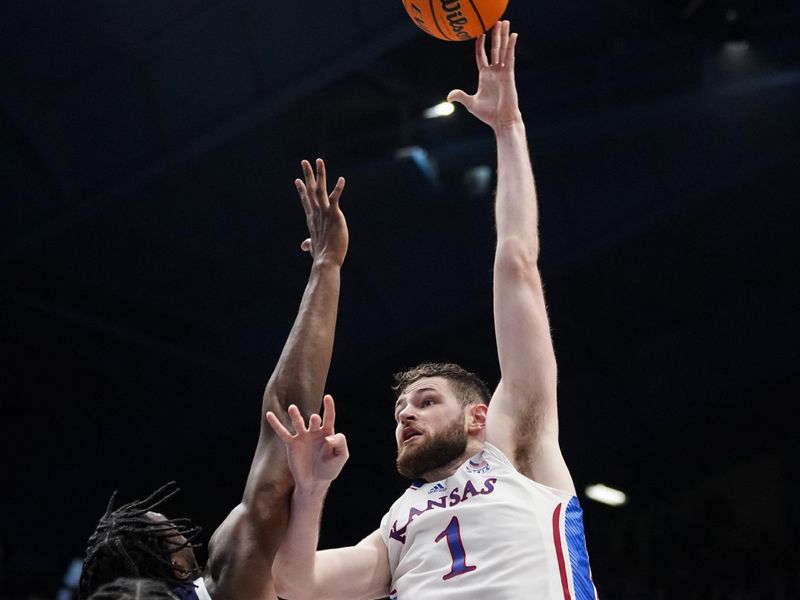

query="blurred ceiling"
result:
[1,0,799,593]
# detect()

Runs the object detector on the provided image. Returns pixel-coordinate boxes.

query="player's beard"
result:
[396,416,468,480]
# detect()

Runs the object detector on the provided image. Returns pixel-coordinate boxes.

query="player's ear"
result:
[467,403,488,432]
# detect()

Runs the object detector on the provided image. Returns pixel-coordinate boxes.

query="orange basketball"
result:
[401,0,508,42]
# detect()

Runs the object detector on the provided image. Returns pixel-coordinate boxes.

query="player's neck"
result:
[421,440,485,482]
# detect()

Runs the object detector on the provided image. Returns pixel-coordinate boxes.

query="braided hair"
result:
[87,578,179,600]
[78,482,202,600]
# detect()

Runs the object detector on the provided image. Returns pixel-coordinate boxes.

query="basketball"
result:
[401,0,509,42]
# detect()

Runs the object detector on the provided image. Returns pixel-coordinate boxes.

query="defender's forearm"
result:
[263,259,341,417]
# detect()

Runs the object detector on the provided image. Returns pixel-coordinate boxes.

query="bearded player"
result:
[267,21,598,599]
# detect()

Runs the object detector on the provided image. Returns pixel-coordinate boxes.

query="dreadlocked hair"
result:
[78,482,202,600]
[86,578,179,600]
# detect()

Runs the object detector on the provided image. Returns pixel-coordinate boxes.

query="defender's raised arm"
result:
[205,159,349,600]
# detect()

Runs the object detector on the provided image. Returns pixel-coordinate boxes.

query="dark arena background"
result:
[2,1,799,598]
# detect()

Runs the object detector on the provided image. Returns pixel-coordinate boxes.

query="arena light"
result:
[723,39,750,53]
[722,9,750,54]
[394,145,441,189]
[585,483,627,507]
[464,165,493,197]
[423,101,455,119]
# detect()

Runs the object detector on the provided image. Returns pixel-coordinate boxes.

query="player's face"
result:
[394,377,469,479]
[146,511,200,580]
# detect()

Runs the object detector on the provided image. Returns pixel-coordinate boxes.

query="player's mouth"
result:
[401,427,423,445]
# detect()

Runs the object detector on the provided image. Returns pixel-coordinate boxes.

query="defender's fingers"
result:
[295,179,312,216]
[301,160,318,208]
[475,34,488,68]
[329,177,346,207]
[315,159,328,207]
[301,238,312,252]
[265,411,294,443]
[287,404,307,433]
[321,394,336,431]
[301,159,316,185]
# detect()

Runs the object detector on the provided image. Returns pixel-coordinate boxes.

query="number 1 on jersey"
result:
[435,516,477,580]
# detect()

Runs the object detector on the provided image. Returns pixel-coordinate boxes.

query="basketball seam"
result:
[465,0,488,34]
[428,0,453,41]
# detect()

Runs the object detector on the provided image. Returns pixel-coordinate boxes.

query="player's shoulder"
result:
[480,441,515,467]
[481,442,577,498]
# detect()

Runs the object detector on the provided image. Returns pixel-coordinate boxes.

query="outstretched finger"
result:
[329,177,346,208]
[315,159,329,209]
[309,413,322,431]
[265,411,295,443]
[321,394,336,433]
[505,32,518,71]
[301,160,319,209]
[287,404,307,434]
[475,34,488,69]
[295,179,312,216]
[491,22,502,65]
[498,21,510,66]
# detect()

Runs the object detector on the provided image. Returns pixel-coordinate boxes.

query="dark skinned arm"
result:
[204,158,348,600]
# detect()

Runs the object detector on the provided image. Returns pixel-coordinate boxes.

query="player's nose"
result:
[397,405,417,422]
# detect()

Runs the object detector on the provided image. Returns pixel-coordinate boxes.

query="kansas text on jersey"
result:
[379,443,598,599]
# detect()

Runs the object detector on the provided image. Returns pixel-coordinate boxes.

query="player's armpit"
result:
[274,530,391,600]
[520,435,576,496]
[486,383,576,495]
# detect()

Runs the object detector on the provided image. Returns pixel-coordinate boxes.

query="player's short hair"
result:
[392,362,491,407]
[78,483,201,600]
[86,578,179,600]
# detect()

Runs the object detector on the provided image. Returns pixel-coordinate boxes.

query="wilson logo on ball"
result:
[402,0,509,41]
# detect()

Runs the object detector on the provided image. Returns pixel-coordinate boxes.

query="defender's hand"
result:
[447,21,521,130]
[296,158,349,266]
[266,394,349,491]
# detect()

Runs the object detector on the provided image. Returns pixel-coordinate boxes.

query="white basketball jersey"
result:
[379,443,597,599]
[193,577,213,600]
